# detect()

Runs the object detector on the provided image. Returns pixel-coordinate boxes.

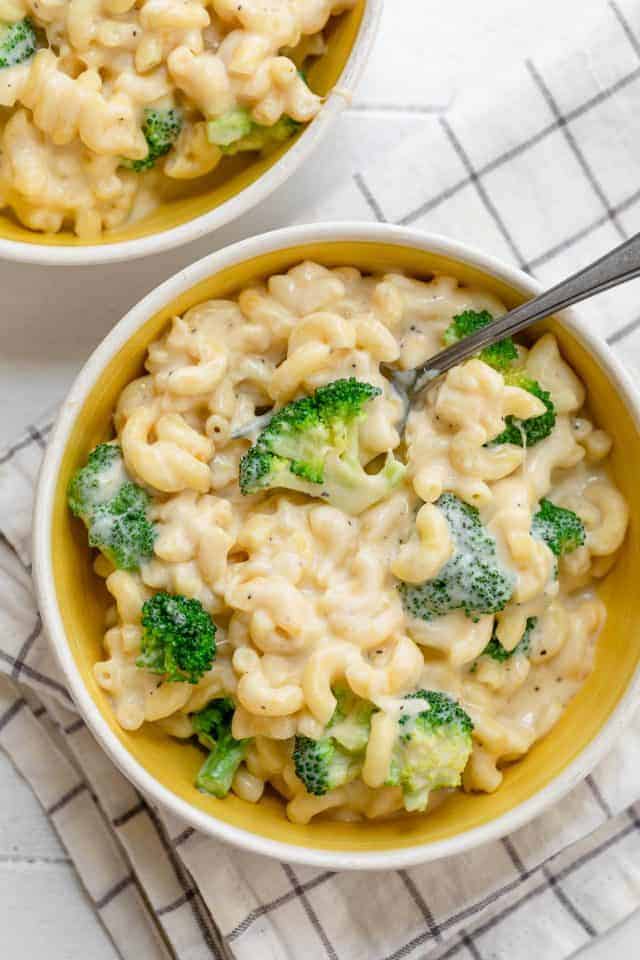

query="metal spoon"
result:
[389,232,640,417]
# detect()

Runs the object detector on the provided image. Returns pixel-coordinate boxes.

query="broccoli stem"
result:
[196,734,247,798]
[206,108,301,154]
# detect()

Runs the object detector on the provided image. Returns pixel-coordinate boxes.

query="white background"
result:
[1,0,637,956]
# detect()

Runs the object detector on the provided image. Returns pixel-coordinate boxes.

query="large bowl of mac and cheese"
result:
[34,223,640,869]
[0,0,375,264]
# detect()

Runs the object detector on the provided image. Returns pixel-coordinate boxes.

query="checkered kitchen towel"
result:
[3,2,640,958]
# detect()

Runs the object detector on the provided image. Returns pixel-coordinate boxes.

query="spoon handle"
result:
[410,231,640,396]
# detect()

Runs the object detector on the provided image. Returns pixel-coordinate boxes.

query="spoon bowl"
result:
[33,222,640,870]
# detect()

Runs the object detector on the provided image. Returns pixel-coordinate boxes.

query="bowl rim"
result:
[33,222,640,869]
[0,1,380,267]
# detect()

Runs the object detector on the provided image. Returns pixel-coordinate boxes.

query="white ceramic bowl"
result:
[33,223,640,869]
[0,3,380,267]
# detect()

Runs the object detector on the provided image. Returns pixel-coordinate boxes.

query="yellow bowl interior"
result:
[52,241,640,854]
[0,4,364,249]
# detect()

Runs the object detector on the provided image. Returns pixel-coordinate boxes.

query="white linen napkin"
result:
[3,2,640,957]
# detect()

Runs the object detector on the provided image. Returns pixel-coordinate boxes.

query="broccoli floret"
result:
[67,442,155,571]
[481,616,538,663]
[136,592,216,684]
[443,310,518,372]
[239,378,406,515]
[0,18,36,69]
[442,313,556,446]
[293,736,357,796]
[67,442,120,516]
[399,493,515,621]
[386,690,473,812]
[531,498,585,556]
[125,107,182,172]
[192,698,249,798]
[207,108,301,153]
[491,370,556,447]
[293,687,374,796]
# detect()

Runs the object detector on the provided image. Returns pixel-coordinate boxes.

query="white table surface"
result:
[1,1,637,956]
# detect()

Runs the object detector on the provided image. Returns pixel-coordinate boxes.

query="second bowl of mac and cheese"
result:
[0,0,376,263]
[34,223,640,868]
